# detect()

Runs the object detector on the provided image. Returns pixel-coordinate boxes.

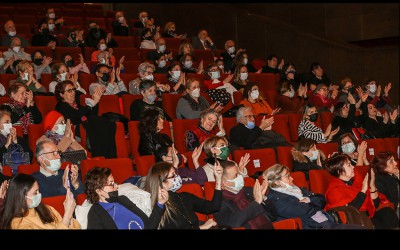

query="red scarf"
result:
[190,125,217,145]
[10,99,31,134]
[315,93,328,104]
[222,189,272,229]
[325,169,375,218]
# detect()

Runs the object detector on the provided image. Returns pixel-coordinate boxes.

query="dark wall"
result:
[115,3,399,105]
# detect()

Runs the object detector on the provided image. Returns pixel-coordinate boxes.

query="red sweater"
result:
[203,79,224,90]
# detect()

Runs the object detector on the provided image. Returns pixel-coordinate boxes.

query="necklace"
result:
[167,194,195,228]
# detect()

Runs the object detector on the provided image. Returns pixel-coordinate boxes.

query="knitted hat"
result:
[43,111,63,132]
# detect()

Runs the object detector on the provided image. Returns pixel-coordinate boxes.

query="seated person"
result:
[180,53,203,74]
[154,53,169,74]
[363,80,392,111]
[3,37,31,61]
[230,107,290,149]
[49,63,86,94]
[166,62,186,93]
[140,28,156,49]
[128,62,169,95]
[175,42,194,62]
[62,28,86,48]
[11,60,46,93]
[32,140,84,198]
[261,54,283,74]
[212,160,276,229]
[31,50,52,81]
[84,167,167,229]
[85,21,108,48]
[31,20,57,47]
[306,62,331,91]
[162,21,186,39]
[264,164,363,229]
[36,111,85,153]
[185,109,225,151]
[1,20,29,47]
[240,82,279,116]
[280,62,300,91]
[231,64,249,93]
[147,37,174,63]
[277,80,308,114]
[362,103,398,139]
[291,138,325,181]
[130,80,171,121]
[311,84,338,113]
[112,11,130,36]
[337,133,369,166]
[89,64,127,96]
[91,39,116,67]
[61,53,90,75]
[232,51,260,74]
[203,63,236,105]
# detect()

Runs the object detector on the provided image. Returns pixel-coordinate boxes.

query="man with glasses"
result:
[32,140,84,198]
[229,106,290,149]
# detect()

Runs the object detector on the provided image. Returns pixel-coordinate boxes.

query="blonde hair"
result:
[203,136,228,157]
[15,60,32,74]
[263,164,290,188]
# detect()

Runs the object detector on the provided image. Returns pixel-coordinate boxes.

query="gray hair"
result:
[35,140,52,159]
[263,164,290,188]
[236,106,252,123]
[138,62,155,75]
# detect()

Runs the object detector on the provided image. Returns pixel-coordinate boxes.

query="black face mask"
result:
[309,113,318,122]
[70,33,76,40]
[65,60,74,67]
[347,86,355,94]
[42,28,49,35]
[100,72,110,82]
[105,190,118,203]
[144,36,152,41]
[33,58,43,66]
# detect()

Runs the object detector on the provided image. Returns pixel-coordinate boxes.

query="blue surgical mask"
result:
[27,193,42,208]
[225,175,244,194]
[245,121,255,129]
[169,175,182,192]
[341,142,356,154]
[307,150,319,162]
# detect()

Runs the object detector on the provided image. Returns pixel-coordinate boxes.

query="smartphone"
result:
[67,178,71,189]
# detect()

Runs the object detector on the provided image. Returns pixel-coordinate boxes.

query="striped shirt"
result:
[298,119,327,143]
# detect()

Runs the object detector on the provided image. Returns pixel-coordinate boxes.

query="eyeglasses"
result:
[280,173,291,179]
[244,115,255,119]
[145,71,154,74]
[63,88,76,93]
[41,150,62,157]
[104,181,118,187]
[165,172,178,180]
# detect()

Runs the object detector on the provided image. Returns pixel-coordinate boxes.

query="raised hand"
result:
[238,153,250,173]
[253,179,263,204]
[192,142,204,169]
[217,114,224,132]
[361,173,369,193]
[383,111,389,124]
[347,92,356,104]
[357,141,368,156]
[42,56,52,66]
[171,143,180,168]
[78,53,84,65]
[69,164,80,188]
[157,187,169,205]
[376,85,381,97]
[271,108,281,115]
[389,109,398,123]
[62,187,76,227]
[223,74,233,83]
[213,160,223,185]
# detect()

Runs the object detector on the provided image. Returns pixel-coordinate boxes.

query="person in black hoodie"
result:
[291,138,325,181]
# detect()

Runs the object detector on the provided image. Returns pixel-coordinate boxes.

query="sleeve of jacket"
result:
[146,203,165,229]
[191,189,222,214]
[214,200,265,228]
[87,204,107,229]
[269,191,320,218]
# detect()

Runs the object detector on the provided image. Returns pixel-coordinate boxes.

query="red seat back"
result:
[233,148,277,177]
[42,195,65,216]
[172,119,199,153]
[162,93,181,120]
[33,96,57,121]
[291,171,308,190]
[80,158,135,183]
[308,169,332,195]
[135,155,156,176]
[276,146,293,171]
[121,94,142,120]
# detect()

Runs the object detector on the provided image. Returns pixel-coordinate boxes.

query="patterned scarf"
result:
[10,99,31,134]
[45,130,64,146]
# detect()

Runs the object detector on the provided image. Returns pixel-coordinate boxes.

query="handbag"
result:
[61,149,87,167]
[327,205,374,229]
[2,143,30,175]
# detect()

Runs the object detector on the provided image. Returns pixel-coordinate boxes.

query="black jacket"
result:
[87,195,165,229]
[138,132,172,156]
[375,174,399,212]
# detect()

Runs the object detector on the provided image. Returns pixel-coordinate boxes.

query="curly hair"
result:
[371,151,395,175]
[84,167,111,204]
[139,108,163,135]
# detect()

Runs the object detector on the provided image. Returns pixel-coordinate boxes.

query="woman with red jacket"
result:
[324,154,398,229]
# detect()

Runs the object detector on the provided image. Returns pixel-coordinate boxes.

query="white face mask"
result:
[143,74,154,81]
[307,150,319,162]
[27,193,42,209]
[100,58,106,64]
[158,45,166,53]
[141,17,148,23]
[12,46,21,53]
[44,158,61,172]
[368,84,377,94]
[171,70,181,80]
[184,60,193,69]
[218,65,224,70]
[191,88,200,98]
[48,24,55,31]
[250,89,259,100]
[0,58,5,67]
[22,72,29,81]
[243,58,248,65]
[8,31,16,36]
[59,72,67,81]
[118,16,125,23]
[341,142,356,154]
[240,72,248,81]
[99,44,107,51]
[1,123,12,136]
[225,175,244,194]
[288,89,295,98]
[48,13,56,19]
[158,60,166,68]
[210,71,220,80]
[53,123,66,135]
[227,46,235,54]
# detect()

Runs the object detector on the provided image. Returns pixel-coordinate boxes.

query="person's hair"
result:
[10,37,21,47]
[32,49,45,58]
[281,62,296,75]
[301,102,316,120]
[144,162,174,207]
[163,21,175,33]
[95,63,111,74]
[15,60,32,75]
[139,79,156,93]
[232,64,248,83]
[138,62,155,75]
[180,53,194,65]
[178,42,193,56]
[295,138,316,153]
[278,80,292,95]
[203,136,228,158]
[199,109,219,129]
[8,82,26,98]
[60,53,72,64]
[339,77,351,90]
[371,151,394,175]
[35,140,51,159]
[167,62,180,72]
[310,62,322,72]
[337,133,358,153]
[220,159,238,173]
[185,78,201,90]
[324,154,351,178]
[54,80,74,102]
[84,167,112,204]
[51,62,65,80]
[37,20,47,30]
[236,106,252,123]
[242,82,259,100]
[141,28,152,38]
[333,102,347,117]
[139,108,163,135]
[154,146,170,163]
[0,174,55,229]
[266,54,278,61]
[263,164,290,188]
[0,110,11,120]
